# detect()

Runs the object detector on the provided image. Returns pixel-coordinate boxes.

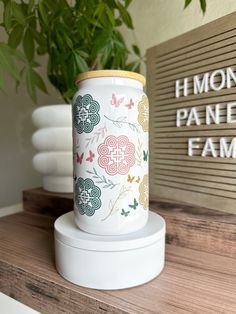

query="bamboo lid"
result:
[76,70,146,86]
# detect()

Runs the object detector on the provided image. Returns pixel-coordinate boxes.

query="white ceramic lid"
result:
[54,211,165,252]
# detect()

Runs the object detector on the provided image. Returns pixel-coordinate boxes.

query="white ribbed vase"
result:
[32,105,73,193]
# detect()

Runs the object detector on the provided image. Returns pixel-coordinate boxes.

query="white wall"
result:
[122,0,236,74]
[0,23,61,208]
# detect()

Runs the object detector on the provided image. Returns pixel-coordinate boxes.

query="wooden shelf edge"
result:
[23,188,236,258]
[1,212,236,314]
[150,197,236,258]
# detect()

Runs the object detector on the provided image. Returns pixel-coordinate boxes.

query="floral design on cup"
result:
[73,94,100,134]
[138,95,149,132]
[139,174,149,210]
[75,177,101,216]
[98,135,135,176]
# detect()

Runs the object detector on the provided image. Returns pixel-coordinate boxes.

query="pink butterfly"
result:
[76,152,84,164]
[125,98,134,109]
[111,93,124,108]
[86,150,95,162]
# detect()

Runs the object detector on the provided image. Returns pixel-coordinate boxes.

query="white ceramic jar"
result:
[72,70,149,235]
[32,105,73,193]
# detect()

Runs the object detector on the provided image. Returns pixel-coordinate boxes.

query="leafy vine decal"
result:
[85,124,107,147]
[104,115,140,133]
[101,185,132,221]
[135,138,143,166]
[86,167,120,189]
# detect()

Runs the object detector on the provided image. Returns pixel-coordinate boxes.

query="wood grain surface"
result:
[147,11,236,213]
[0,212,236,314]
[150,197,236,258]
[23,188,73,216]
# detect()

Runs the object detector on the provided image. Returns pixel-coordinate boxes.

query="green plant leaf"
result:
[8,25,24,49]
[124,0,132,8]
[38,1,48,26]
[0,43,20,81]
[117,2,133,29]
[63,87,77,101]
[32,29,47,55]
[184,0,192,8]
[23,28,35,61]
[74,52,89,72]
[26,68,37,103]
[77,50,89,58]
[105,4,115,27]
[63,32,73,49]
[31,69,48,94]
[92,29,112,55]
[27,0,35,13]
[16,67,26,92]
[3,1,13,31]
[132,44,140,56]
[12,2,26,26]
[100,44,112,66]
[200,0,206,13]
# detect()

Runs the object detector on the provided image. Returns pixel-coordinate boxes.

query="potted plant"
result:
[0,0,206,192]
[0,0,143,192]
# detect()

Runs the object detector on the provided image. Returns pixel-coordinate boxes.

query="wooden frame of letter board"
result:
[147,11,236,214]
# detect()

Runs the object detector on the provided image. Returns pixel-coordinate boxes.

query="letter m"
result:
[193,73,209,94]
[220,138,236,158]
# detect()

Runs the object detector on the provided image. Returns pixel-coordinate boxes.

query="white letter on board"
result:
[188,138,200,156]
[186,107,201,126]
[220,138,236,158]
[202,138,217,157]
[193,73,209,94]
[210,69,226,91]
[206,104,220,125]
[176,108,188,127]
[227,103,236,124]
[175,78,188,98]
[226,67,236,88]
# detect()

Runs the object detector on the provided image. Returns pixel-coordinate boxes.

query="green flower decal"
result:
[75,177,102,216]
[73,94,100,134]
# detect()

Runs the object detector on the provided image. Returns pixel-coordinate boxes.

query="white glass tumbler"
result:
[72,70,149,235]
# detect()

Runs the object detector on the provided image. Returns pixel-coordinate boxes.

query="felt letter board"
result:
[147,12,236,213]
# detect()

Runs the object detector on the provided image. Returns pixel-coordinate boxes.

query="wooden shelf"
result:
[23,188,236,258]
[0,211,236,314]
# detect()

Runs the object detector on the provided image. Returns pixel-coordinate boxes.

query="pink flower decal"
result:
[98,135,135,176]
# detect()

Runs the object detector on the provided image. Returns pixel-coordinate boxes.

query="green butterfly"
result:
[121,209,130,217]
[143,150,148,161]
[129,198,138,210]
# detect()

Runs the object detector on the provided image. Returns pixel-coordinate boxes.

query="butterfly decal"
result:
[125,98,134,110]
[86,150,95,162]
[76,152,84,164]
[143,150,148,161]
[129,198,138,210]
[121,208,130,217]
[111,93,124,108]
[135,176,140,183]
[127,174,135,183]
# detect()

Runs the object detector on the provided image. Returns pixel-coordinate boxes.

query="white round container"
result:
[72,70,149,235]
[32,105,73,193]
[54,211,165,290]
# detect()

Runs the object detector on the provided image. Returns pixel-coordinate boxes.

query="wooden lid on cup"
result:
[76,70,146,86]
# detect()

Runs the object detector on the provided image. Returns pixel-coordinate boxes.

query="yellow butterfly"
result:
[135,176,140,183]
[127,174,135,183]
